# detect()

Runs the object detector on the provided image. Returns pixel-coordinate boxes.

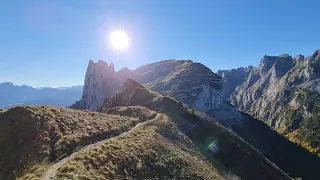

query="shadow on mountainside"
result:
[99,79,293,180]
[230,112,320,180]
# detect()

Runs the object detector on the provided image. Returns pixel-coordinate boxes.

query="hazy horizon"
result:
[0,81,83,89]
[1,0,319,87]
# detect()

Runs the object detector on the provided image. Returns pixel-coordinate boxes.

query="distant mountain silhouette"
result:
[0,82,83,109]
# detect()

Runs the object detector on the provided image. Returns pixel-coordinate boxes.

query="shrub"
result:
[190,108,195,115]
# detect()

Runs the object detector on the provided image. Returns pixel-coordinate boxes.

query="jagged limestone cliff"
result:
[220,50,320,154]
[71,60,122,111]
[72,60,242,122]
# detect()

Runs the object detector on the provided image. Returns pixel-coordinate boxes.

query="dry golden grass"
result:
[97,79,292,180]
[0,105,144,180]
[106,105,157,122]
[56,114,224,180]
[2,79,297,180]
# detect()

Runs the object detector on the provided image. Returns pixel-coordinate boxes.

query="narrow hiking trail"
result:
[41,135,117,180]
[40,115,157,180]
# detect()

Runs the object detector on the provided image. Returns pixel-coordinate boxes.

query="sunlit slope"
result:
[55,113,225,180]
[0,106,148,180]
[98,79,291,180]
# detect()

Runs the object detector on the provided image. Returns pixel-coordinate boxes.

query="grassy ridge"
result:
[0,106,144,180]
[3,78,311,180]
[98,80,291,180]
[56,114,224,180]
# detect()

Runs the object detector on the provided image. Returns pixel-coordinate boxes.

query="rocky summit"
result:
[2,79,319,180]
[72,59,242,123]
[2,56,320,180]
[71,60,122,111]
[220,50,320,154]
[217,66,257,98]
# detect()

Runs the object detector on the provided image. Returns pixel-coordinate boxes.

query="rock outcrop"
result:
[71,60,122,111]
[217,66,257,98]
[230,50,320,125]
[133,60,225,112]
[220,50,320,153]
[98,78,320,180]
[73,59,242,123]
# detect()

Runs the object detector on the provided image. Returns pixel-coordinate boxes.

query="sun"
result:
[110,30,129,50]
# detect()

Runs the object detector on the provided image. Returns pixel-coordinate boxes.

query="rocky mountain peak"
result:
[123,78,144,91]
[226,50,320,155]
[279,54,290,58]
[294,54,304,62]
[0,82,15,87]
[97,59,108,66]
[258,55,293,76]
[217,66,257,98]
[117,67,133,82]
[310,49,320,61]
[74,59,243,123]
[117,67,132,75]
[118,67,130,72]
[109,63,115,71]
[70,60,122,111]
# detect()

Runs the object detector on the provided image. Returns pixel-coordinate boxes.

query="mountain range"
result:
[218,50,320,154]
[71,59,242,125]
[1,50,320,180]
[69,56,320,178]
[0,79,295,180]
[0,83,83,109]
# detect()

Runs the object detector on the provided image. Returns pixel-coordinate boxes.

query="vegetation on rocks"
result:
[233,113,320,179]
[279,88,320,155]
[226,50,320,156]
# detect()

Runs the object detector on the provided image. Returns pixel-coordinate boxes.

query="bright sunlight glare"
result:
[110,30,129,50]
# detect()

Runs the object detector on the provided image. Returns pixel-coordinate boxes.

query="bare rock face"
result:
[294,54,304,63]
[73,59,243,123]
[133,61,224,110]
[222,50,320,143]
[215,50,320,153]
[230,54,297,125]
[131,60,242,122]
[70,60,122,111]
[97,78,144,112]
[217,66,257,98]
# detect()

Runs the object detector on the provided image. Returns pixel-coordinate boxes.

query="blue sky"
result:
[0,0,319,87]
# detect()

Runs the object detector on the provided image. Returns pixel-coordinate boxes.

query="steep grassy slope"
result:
[98,79,292,180]
[0,106,146,180]
[106,106,157,121]
[55,114,225,180]
[5,78,318,179]
[230,113,320,180]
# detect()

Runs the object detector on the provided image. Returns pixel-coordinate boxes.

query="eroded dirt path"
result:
[41,139,106,180]
[40,116,154,180]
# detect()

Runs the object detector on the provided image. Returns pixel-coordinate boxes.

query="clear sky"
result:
[0,0,319,87]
